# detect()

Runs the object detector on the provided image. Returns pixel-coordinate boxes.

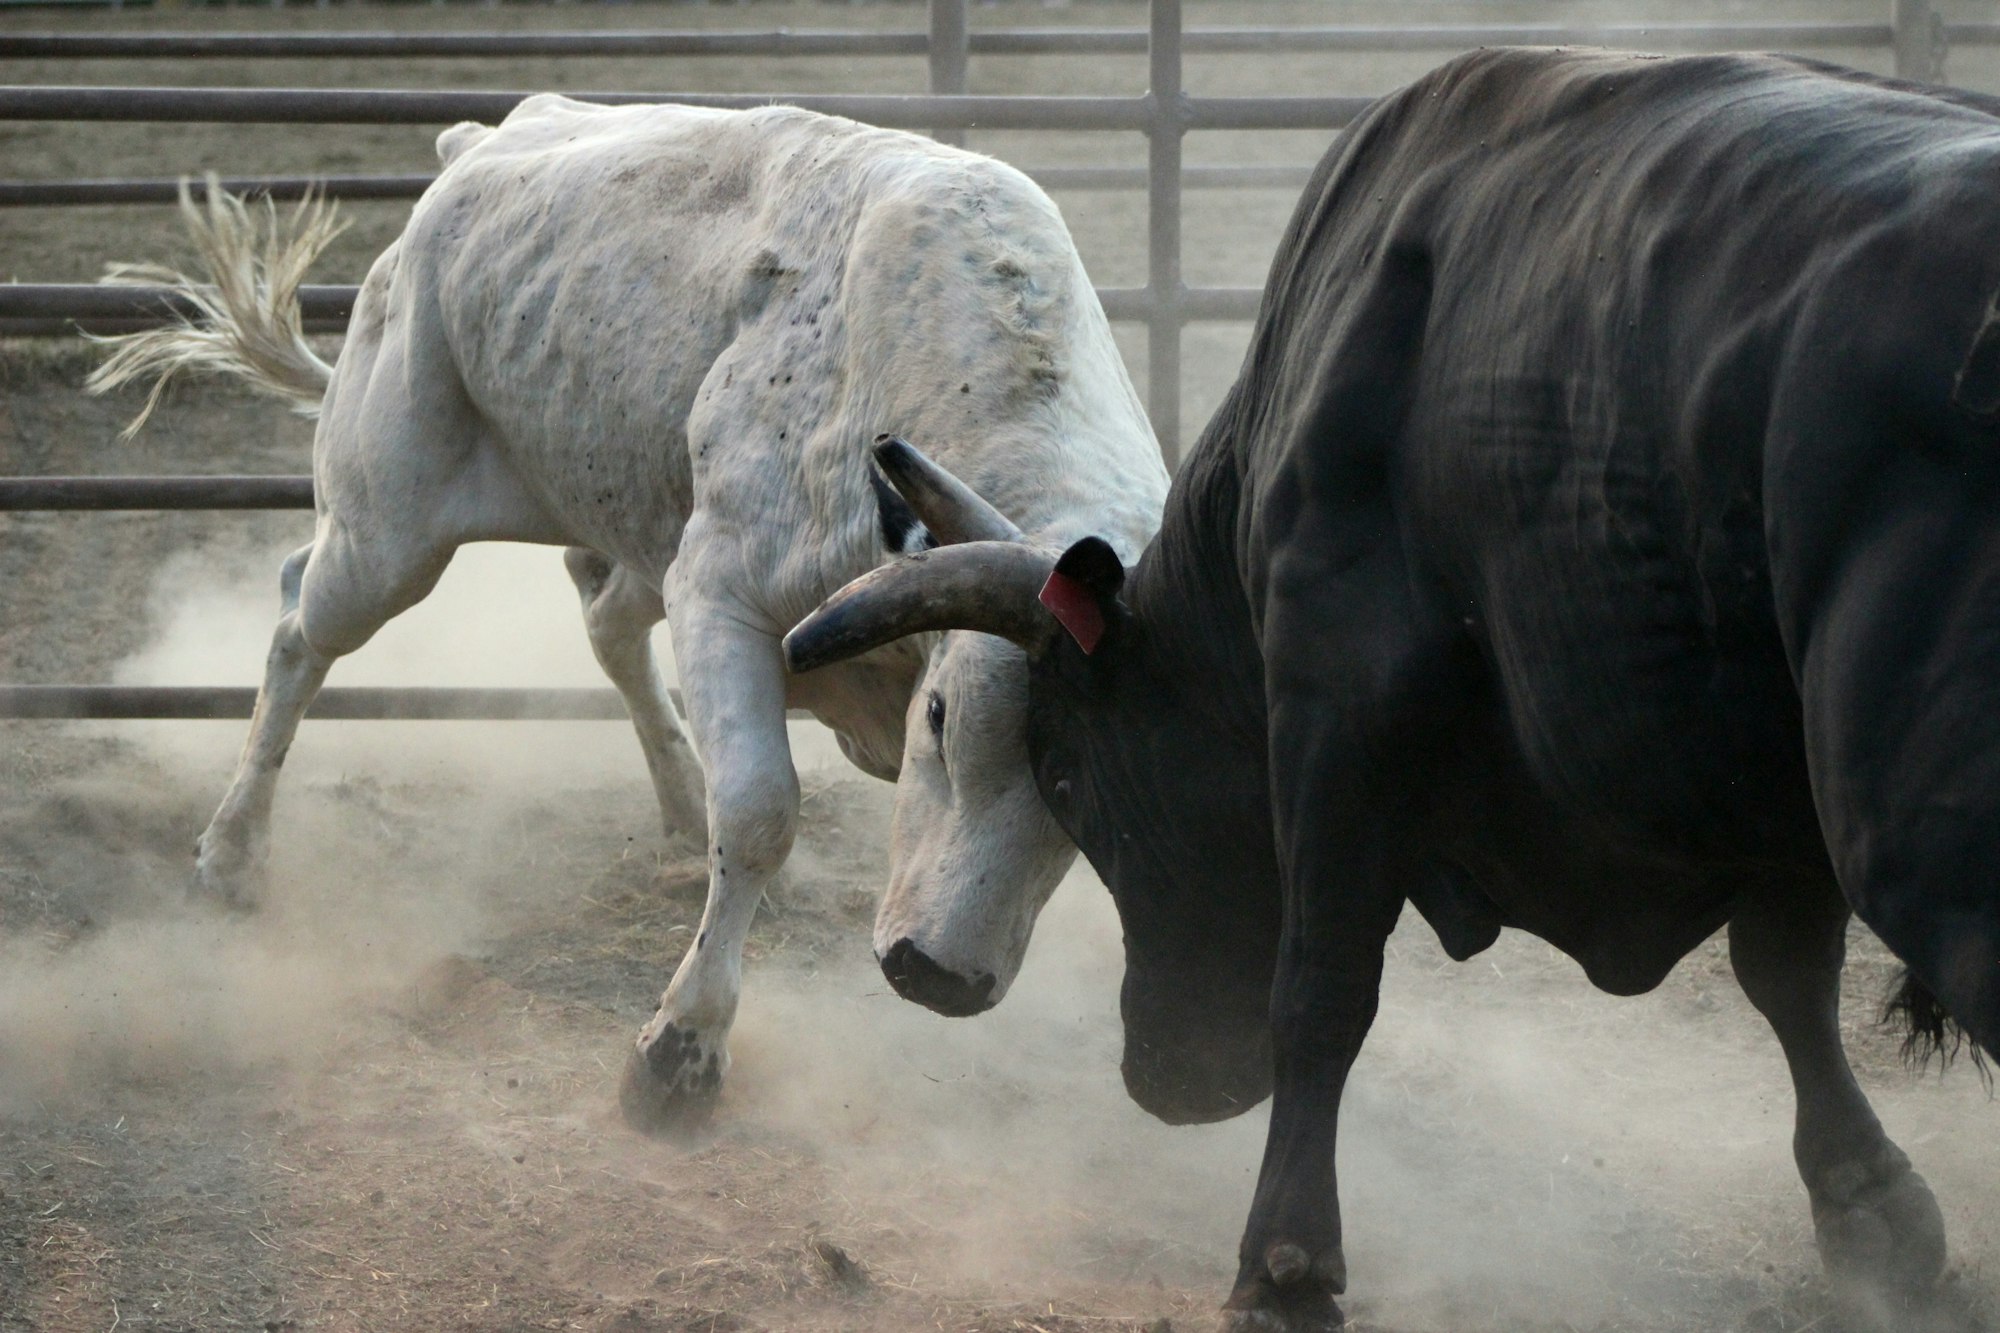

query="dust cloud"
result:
[108,539,849,785]
[726,889,1776,1330]
[2,536,1995,1333]
[0,884,467,1116]
[0,543,635,1106]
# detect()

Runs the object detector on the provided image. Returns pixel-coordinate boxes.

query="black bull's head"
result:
[786,437,1277,1124]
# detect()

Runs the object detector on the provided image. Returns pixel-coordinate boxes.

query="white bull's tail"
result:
[85,178,344,439]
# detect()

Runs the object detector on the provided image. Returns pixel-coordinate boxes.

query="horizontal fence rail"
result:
[0,173,435,206]
[0,474,315,510]
[0,279,1264,333]
[0,86,1164,128]
[0,284,355,322]
[0,163,1316,208]
[1098,285,1259,322]
[0,30,940,59]
[0,23,1907,62]
[0,85,1367,130]
[0,284,356,337]
[0,684,643,721]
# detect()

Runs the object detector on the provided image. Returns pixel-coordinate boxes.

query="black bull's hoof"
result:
[1812,1152,1949,1311]
[617,1023,724,1137]
[1219,1245,1347,1332]
[1218,1290,1345,1333]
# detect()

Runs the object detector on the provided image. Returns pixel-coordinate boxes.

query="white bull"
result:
[91,95,1167,1130]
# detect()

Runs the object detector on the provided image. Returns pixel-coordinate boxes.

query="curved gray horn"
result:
[874,435,1024,545]
[785,541,1052,673]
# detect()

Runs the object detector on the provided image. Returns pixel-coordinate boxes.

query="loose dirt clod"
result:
[809,1237,870,1291]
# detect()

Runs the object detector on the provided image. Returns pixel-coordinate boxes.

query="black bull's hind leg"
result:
[1728,882,1948,1317]
[1771,308,2000,1066]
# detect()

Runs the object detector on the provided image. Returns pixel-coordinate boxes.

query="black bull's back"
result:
[1202,47,2000,1027]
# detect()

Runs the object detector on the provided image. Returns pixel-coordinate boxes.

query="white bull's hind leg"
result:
[193,542,325,906]
[194,524,454,907]
[562,547,707,845]
[619,574,797,1135]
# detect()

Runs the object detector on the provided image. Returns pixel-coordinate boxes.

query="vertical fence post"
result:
[929,0,969,148]
[1148,0,1185,466]
[1894,0,1945,83]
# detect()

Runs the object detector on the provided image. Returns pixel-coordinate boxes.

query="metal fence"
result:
[0,1,1970,444]
[0,0,1966,722]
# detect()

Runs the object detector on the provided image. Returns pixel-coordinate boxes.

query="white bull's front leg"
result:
[619,568,798,1135]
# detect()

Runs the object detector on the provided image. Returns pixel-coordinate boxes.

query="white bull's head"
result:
[865,438,1078,1016]
[790,439,1277,1123]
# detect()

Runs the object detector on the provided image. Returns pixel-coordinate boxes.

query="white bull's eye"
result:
[926,691,946,749]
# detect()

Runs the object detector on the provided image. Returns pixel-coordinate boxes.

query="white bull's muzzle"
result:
[875,934,1004,1016]
[871,861,1058,1017]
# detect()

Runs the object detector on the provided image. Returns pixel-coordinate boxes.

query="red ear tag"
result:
[1038,568,1105,654]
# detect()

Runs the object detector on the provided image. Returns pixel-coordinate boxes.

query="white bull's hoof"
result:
[191,834,265,912]
[1812,1150,1948,1314]
[618,1021,725,1137]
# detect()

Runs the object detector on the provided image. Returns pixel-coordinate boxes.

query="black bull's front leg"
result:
[1224,537,1466,1331]
[1223,946,1394,1331]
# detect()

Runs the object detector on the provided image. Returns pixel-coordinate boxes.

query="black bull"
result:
[787,47,2000,1332]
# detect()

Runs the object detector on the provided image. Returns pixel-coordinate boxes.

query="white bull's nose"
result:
[878,938,999,1017]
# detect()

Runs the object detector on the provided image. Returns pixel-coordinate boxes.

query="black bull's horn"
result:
[873,434,1024,545]
[784,541,1055,673]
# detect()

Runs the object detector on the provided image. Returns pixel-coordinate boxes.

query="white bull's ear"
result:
[784,542,1055,673]
[873,435,1025,545]
[869,464,939,555]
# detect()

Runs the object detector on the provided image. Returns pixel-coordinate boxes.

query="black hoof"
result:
[617,1023,723,1138]
[1812,1151,1948,1299]
[1220,1249,1347,1333]
[1217,1296,1345,1333]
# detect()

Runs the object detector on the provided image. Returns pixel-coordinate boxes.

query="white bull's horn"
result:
[784,541,1052,672]
[873,434,1024,545]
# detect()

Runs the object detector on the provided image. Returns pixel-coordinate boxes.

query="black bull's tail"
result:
[1882,968,1993,1080]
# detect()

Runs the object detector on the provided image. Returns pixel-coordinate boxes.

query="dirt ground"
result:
[3,4,2000,1332]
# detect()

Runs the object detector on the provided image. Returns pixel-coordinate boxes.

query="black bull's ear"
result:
[1040,536,1124,655]
[783,537,1129,673]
